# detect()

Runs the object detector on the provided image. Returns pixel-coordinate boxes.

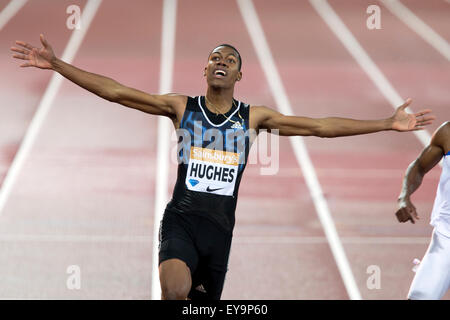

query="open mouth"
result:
[214,69,227,77]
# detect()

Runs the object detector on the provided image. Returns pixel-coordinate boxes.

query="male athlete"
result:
[396,122,450,300]
[11,35,435,300]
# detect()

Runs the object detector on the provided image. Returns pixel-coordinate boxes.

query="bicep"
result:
[253,106,321,136]
[416,127,446,173]
[115,86,184,118]
[416,144,443,173]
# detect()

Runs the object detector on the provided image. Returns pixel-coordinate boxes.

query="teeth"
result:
[215,70,226,76]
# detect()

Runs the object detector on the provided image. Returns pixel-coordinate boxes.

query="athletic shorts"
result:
[158,210,232,300]
[408,228,450,300]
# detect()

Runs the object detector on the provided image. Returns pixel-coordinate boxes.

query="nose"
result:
[216,59,228,68]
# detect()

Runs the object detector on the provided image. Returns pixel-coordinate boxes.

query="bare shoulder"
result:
[250,105,282,127]
[440,121,450,132]
[250,105,279,115]
[162,93,188,108]
[160,93,188,127]
[250,105,274,130]
[431,121,450,152]
[164,92,188,111]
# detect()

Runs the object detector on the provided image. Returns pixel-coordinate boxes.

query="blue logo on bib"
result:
[189,179,199,187]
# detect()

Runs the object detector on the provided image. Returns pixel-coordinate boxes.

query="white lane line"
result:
[309,0,431,149]
[0,0,102,215]
[151,0,177,301]
[0,234,430,244]
[237,0,362,300]
[0,0,27,31]
[381,0,450,61]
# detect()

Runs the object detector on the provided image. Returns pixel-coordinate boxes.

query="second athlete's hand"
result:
[10,34,55,69]
[396,197,420,224]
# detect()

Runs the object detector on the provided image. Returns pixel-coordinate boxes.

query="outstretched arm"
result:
[396,122,449,224]
[251,99,434,137]
[10,34,185,120]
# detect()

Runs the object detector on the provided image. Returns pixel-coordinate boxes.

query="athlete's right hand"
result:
[396,198,419,224]
[10,34,55,69]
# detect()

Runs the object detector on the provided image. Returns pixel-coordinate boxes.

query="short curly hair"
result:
[209,44,242,71]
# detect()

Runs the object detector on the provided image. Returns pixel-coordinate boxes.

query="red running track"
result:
[0,0,449,299]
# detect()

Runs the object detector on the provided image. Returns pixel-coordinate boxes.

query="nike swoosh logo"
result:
[206,186,224,192]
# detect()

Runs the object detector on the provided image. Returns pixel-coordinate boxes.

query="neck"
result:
[205,86,235,114]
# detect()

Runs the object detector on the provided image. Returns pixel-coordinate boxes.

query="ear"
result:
[203,67,207,77]
[236,71,242,81]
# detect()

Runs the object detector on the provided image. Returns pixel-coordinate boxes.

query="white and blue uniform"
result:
[430,151,450,237]
[408,151,450,300]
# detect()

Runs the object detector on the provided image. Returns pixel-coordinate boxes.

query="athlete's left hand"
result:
[390,98,435,132]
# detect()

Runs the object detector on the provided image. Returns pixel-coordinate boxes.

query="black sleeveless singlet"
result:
[165,96,251,233]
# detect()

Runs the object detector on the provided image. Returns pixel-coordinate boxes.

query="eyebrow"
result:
[210,51,238,59]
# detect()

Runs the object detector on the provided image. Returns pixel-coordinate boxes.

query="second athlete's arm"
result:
[396,122,449,224]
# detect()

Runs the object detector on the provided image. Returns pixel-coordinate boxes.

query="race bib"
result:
[185,147,239,196]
